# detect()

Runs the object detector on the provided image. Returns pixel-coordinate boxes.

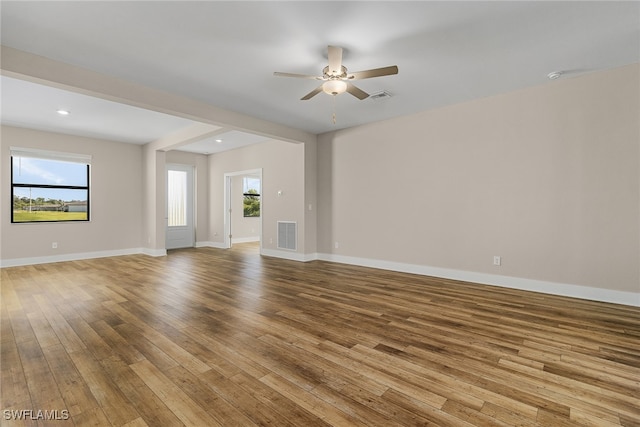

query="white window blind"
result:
[167,170,187,227]
[10,147,92,164]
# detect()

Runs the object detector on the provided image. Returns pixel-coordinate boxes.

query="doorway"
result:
[166,164,194,249]
[224,169,262,249]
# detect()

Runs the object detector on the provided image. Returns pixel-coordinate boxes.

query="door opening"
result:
[224,169,262,250]
[166,164,194,249]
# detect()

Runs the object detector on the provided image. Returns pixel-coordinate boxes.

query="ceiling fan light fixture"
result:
[322,80,347,96]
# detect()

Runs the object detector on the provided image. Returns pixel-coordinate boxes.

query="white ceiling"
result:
[0,75,272,153]
[1,1,638,153]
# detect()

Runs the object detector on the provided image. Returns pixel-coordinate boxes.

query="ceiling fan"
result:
[274,45,398,100]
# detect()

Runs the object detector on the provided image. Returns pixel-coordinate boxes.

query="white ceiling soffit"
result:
[178,130,272,155]
[0,75,270,153]
[0,76,197,144]
[1,1,638,140]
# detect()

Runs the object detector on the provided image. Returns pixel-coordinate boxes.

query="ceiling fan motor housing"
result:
[323,65,348,79]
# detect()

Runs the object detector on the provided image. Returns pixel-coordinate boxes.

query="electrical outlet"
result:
[493,256,501,266]
[334,242,339,249]
[52,242,58,249]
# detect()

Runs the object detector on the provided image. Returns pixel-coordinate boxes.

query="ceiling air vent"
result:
[369,90,392,101]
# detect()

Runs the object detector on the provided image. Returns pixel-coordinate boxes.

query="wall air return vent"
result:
[277,221,297,251]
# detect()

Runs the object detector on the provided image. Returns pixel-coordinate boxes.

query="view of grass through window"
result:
[12,152,90,223]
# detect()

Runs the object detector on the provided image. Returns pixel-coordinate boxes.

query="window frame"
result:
[10,148,91,224]
[242,176,261,218]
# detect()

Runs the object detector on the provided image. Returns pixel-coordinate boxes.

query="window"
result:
[11,147,91,223]
[243,176,260,217]
[167,169,187,227]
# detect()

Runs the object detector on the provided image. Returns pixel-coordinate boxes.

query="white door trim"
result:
[224,168,262,251]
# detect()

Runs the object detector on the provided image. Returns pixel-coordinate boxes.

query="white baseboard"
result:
[196,238,258,248]
[196,241,227,249]
[232,236,260,244]
[3,246,635,307]
[141,248,167,257]
[1,248,149,268]
[316,253,640,307]
[261,248,318,262]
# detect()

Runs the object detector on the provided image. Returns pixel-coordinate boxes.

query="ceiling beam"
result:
[0,46,316,145]
[149,123,224,152]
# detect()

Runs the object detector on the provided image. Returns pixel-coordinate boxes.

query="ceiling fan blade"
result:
[301,85,323,100]
[348,65,399,80]
[274,71,322,80]
[346,83,369,100]
[327,45,343,76]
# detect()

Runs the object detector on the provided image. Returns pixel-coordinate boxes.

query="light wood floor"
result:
[2,243,639,426]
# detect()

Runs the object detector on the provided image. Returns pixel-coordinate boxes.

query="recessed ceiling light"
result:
[215,139,223,143]
[56,109,70,116]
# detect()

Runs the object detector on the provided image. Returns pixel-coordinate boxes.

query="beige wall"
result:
[0,128,305,263]
[1,63,637,304]
[208,140,305,253]
[1,126,143,262]
[318,64,639,295]
[141,145,164,253]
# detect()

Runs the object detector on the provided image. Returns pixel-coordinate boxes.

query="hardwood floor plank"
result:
[39,344,99,418]
[569,407,622,427]
[32,294,86,354]
[230,371,332,427]
[442,399,514,426]
[0,311,32,410]
[71,406,112,427]
[98,355,184,427]
[260,371,369,426]
[14,338,67,419]
[67,350,141,426]
[8,308,38,345]
[179,326,271,380]
[2,243,638,426]
[129,359,221,427]
[277,334,391,397]
[163,365,259,427]
[119,418,149,427]
[25,310,61,350]
[88,320,146,365]
[315,340,451,410]
[497,358,640,421]
[352,343,539,420]
[103,301,211,375]
[336,382,442,426]
[480,402,539,427]
[111,322,181,372]
[381,388,477,427]
[199,369,303,427]
[404,345,572,417]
